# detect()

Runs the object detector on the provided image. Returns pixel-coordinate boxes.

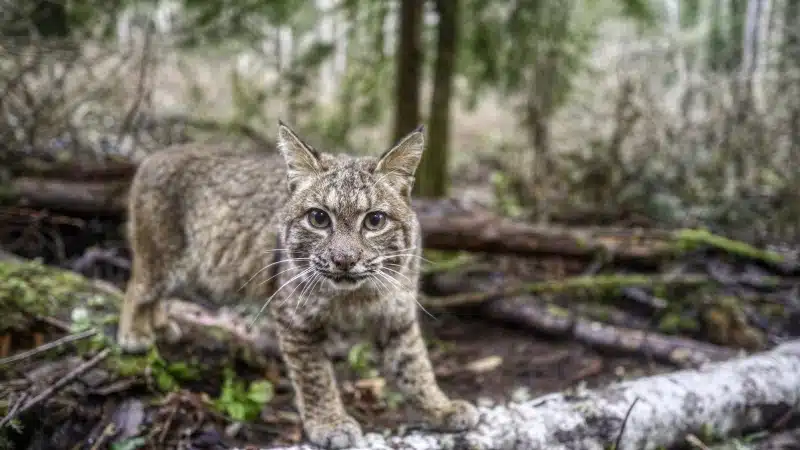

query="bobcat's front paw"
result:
[438,399,480,431]
[305,414,364,449]
[117,328,155,354]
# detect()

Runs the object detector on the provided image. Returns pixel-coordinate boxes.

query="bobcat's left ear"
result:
[277,120,322,192]
[374,125,425,196]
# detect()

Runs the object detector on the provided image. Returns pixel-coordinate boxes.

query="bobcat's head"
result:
[276,122,423,293]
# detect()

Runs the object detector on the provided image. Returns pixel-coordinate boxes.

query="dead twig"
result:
[36,315,73,332]
[159,403,179,444]
[0,328,97,367]
[89,423,117,450]
[484,296,737,367]
[13,348,110,419]
[0,392,28,429]
[613,397,640,450]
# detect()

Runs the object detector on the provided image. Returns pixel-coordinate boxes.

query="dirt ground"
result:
[201,312,670,448]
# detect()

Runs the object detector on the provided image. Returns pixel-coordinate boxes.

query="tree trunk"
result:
[413,0,458,198]
[782,0,800,162]
[391,0,424,143]
[242,340,800,450]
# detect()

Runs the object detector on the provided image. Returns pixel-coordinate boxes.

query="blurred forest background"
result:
[2,0,799,238]
[3,0,800,449]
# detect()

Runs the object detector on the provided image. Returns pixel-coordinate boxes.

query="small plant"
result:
[110,436,146,450]
[213,368,274,422]
[383,389,405,410]
[348,341,379,379]
[112,347,200,392]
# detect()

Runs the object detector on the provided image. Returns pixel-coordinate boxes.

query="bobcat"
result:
[117,122,479,448]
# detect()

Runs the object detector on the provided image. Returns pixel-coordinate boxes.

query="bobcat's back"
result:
[127,144,287,304]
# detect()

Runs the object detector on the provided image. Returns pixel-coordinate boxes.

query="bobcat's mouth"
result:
[318,269,368,285]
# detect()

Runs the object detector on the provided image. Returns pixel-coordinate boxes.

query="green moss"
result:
[421,250,476,274]
[759,303,787,319]
[0,259,212,392]
[108,347,201,392]
[673,229,785,264]
[520,274,708,298]
[657,312,699,334]
[546,304,571,318]
[0,259,97,332]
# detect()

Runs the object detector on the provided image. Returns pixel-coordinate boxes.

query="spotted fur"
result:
[117,122,479,449]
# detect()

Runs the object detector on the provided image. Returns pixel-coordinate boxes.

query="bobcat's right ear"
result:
[277,120,322,192]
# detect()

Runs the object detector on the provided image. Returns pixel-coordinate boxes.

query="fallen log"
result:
[242,340,800,450]
[2,171,791,267]
[422,273,714,309]
[482,295,740,366]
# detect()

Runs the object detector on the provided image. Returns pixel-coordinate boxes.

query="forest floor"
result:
[3,299,670,450]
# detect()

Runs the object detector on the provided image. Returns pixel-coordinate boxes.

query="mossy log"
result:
[0,259,115,335]
[0,258,282,382]
[421,273,714,309]
[2,168,791,268]
[244,340,800,450]
[483,295,739,367]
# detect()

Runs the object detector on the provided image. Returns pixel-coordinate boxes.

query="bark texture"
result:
[242,341,800,450]
[391,0,424,143]
[413,0,458,198]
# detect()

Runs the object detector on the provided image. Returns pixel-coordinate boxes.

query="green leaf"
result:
[111,437,147,450]
[247,381,274,405]
[617,0,656,25]
[155,372,177,392]
[167,361,200,380]
[226,402,248,422]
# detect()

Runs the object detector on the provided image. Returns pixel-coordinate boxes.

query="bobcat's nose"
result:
[331,252,359,272]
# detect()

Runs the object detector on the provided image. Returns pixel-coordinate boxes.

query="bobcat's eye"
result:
[363,211,387,231]
[307,208,331,228]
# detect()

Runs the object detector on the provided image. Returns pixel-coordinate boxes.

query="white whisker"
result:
[301,274,325,310]
[238,257,311,292]
[375,269,404,290]
[375,253,433,264]
[369,273,390,298]
[381,246,419,256]
[248,267,313,328]
[294,272,321,312]
[380,266,413,283]
[282,272,314,311]
[239,264,299,293]
[253,260,311,286]
[378,269,437,321]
